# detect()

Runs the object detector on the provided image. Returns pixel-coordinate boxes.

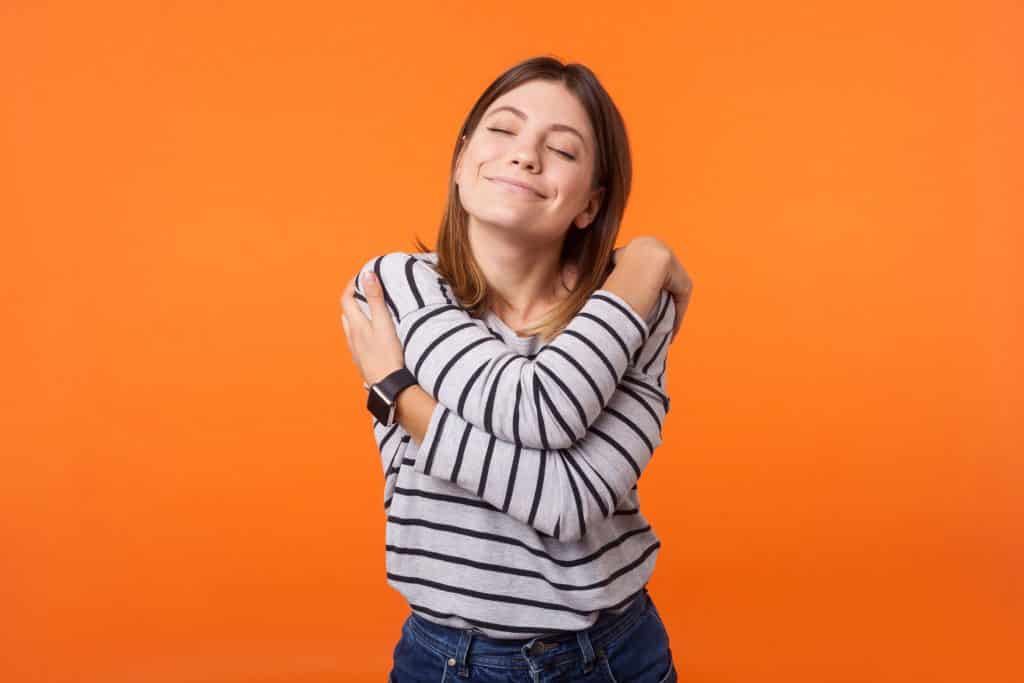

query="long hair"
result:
[412,55,633,343]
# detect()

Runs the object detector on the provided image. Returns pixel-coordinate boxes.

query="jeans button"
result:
[447,657,456,666]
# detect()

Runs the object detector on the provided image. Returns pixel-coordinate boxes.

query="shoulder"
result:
[358,250,440,277]
[356,250,450,318]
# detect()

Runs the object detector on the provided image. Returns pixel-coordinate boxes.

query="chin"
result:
[466,203,537,226]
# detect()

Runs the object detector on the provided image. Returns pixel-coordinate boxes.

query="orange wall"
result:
[2,2,1020,681]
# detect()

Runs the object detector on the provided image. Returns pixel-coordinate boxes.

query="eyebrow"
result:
[485,105,587,148]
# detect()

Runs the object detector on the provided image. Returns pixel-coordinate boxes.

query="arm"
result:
[373,417,411,512]
[393,288,674,445]
[353,248,667,450]
[405,290,678,542]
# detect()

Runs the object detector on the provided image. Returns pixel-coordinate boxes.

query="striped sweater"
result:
[352,250,680,639]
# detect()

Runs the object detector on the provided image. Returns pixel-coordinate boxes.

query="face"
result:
[454,79,605,245]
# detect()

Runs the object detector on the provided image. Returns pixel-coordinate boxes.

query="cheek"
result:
[475,135,514,160]
[553,172,591,206]
[460,150,486,179]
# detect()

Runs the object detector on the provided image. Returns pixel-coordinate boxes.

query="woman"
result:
[340,56,692,682]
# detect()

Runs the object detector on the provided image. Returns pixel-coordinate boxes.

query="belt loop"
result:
[577,629,597,673]
[520,636,550,683]
[454,627,479,677]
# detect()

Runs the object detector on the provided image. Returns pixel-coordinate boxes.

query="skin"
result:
[341,271,437,442]
[453,78,605,329]
[340,80,692,441]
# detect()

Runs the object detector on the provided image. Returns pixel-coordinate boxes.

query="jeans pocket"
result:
[598,608,674,683]
[388,622,451,683]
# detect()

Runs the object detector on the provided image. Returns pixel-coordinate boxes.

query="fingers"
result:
[339,275,353,308]
[339,278,357,353]
[669,296,682,344]
[340,275,367,331]
[361,270,392,328]
[668,285,690,344]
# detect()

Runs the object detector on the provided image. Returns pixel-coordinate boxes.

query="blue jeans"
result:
[387,587,678,682]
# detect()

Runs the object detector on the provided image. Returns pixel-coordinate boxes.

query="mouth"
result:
[487,176,545,198]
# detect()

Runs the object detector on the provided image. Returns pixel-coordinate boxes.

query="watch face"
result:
[367,387,393,424]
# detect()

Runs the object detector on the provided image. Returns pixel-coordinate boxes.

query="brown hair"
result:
[412,55,632,343]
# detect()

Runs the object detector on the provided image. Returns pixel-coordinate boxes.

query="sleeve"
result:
[370,416,411,512]
[409,290,679,542]
[352,251,654,450]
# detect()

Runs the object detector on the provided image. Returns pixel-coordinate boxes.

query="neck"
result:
[466,220,570,325]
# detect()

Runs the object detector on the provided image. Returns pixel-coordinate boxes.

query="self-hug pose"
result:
[340,55,692,683]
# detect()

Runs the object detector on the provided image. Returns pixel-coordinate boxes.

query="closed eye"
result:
[485,127,576,161]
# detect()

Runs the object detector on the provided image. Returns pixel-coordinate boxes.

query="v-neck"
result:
[483,309,538,343]
[417,251,547,351]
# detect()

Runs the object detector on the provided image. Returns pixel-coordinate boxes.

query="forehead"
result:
[485,80,594,140]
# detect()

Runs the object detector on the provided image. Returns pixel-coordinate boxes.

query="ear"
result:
[574,185,605,229]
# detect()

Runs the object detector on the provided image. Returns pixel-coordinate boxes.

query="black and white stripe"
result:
[354,252,661,450]
[354,250,682,638]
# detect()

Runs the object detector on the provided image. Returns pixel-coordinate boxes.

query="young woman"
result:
[340,56,692,683]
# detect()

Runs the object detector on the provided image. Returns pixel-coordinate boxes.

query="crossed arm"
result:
[353,251,668,449]
[354,251,684,542]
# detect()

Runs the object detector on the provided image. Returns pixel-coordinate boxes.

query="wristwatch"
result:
[364,367,417,426]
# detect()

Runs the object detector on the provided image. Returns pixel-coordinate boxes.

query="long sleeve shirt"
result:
[352,250,680,639]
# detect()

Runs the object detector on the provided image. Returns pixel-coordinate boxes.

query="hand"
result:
[339,271,406,387]
[620,237,692,343]
[661,250,692,343]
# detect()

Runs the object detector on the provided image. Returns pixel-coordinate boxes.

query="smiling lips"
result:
[488,176,545,198]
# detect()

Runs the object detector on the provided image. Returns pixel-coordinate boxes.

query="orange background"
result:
[3,2,1021,681]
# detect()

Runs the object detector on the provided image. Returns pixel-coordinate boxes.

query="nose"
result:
[511,140,540,171]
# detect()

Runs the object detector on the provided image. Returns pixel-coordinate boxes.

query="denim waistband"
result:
[404,586,652,673]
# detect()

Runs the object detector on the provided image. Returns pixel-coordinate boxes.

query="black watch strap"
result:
[372,367,417,403]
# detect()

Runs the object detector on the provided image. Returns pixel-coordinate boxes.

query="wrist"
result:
[365,367,417,426]
[367,365,405,387]
[394,383,435,444]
